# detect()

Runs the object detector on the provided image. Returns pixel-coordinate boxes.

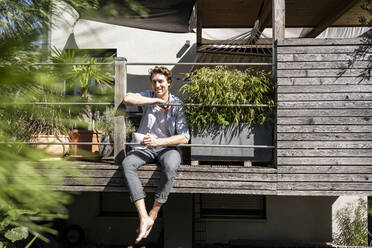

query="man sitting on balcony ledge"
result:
[122,66,190,244]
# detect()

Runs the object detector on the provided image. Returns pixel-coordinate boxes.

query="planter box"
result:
[191,124,273,163]
[31,134,70,157]
[69,129,102,160]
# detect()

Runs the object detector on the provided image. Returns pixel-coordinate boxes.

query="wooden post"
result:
[272,0,285,75]
[114,57,127,165]
[196,0,202,45]
[272,0,285,42]
[272,0,285,169]
[272,0,285,76]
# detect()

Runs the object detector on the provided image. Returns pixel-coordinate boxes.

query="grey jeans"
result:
[122,147,181,204]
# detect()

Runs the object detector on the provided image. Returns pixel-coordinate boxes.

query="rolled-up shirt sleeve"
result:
[139,90,152,98]
[175,105,190,141]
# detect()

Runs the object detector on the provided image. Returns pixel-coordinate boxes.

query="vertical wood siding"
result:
[276,38,372,195]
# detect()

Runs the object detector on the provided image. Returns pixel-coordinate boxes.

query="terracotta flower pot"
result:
[69,129,102,160]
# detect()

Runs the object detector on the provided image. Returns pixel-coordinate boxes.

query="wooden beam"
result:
[302,0,362,38]
[196,0,202,45]
[272,0,284,170]
[114,57,127,165]
[272,0,285,41]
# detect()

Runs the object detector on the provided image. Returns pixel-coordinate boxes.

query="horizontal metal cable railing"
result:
[7,102,273,107]
[9,102,114,105]
[8,60,275,150]
[126,62,272,66]
[1,142,274,149]
[33,62,272,66]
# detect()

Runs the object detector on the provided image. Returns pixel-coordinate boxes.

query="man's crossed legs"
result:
[122,147,181,244]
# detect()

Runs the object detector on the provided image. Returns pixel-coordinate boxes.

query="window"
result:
[200,194,266,219]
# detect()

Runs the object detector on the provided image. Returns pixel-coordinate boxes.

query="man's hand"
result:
[156,99,171,112]
[142,133,161,147]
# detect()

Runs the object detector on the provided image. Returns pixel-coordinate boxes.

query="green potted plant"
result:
[93,106,135,157]
[180,66,275,163]
[50,48,115,159]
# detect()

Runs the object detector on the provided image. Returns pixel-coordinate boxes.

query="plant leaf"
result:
[5,226,29,243]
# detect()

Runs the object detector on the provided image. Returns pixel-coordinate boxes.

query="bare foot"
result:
[149,209,158,221]
[143,212,158,238]
[135,216,154,244]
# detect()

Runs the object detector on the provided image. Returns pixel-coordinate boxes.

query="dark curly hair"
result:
[149,66,172,84]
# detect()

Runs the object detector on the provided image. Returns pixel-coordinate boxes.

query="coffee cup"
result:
[132,132,145,144]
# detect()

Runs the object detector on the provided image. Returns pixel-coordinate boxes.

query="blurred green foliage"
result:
[0,0,121,247]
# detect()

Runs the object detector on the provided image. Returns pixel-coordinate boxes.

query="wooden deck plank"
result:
[41,169,278,181]
[48,161,278,194]
[53,186,277,195]
[59,178,277,190]
[66,162,277,173]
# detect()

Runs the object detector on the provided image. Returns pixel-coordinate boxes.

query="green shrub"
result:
[334,198,368,246]
[179,66,275,132]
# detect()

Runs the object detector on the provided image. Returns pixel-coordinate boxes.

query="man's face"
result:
[151,73,170,99]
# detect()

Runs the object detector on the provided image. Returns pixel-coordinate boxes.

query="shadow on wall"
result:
[339,34,371,82]
[64,32,79,49]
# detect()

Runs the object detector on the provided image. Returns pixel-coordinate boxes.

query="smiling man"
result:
[122,66,190,244]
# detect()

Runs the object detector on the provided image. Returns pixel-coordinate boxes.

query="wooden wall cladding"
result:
[276,38,372,195]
